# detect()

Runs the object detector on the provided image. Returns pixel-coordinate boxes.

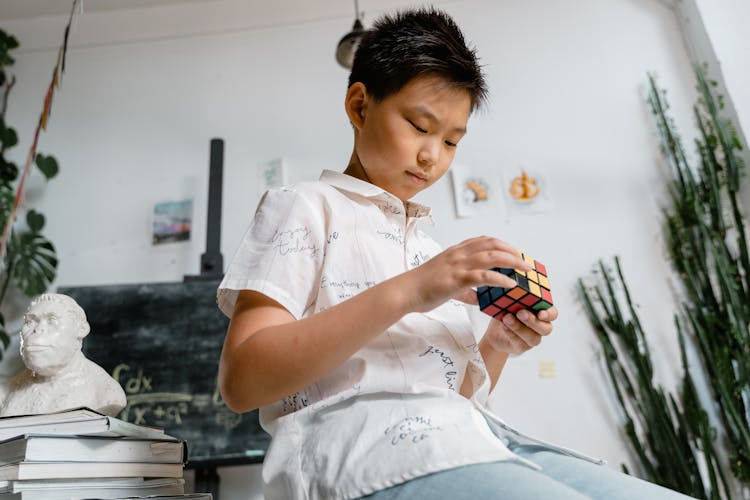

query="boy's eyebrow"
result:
[412,105,467,134]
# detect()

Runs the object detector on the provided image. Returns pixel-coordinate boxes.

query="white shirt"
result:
[218,170,600,500]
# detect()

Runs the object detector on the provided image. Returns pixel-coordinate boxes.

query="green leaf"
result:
[26,210,45,232]
[35,154,59,180]
[9,231,58,297]
[0,158,18,182]
[0,126,18,150]
[0,29,19,51]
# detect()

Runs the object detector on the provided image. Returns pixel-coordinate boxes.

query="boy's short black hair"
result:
[348,7,487,111]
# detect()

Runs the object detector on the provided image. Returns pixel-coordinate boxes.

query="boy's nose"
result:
[417,141,439,167]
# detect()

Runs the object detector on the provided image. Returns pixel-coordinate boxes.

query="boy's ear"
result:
[345,82,368,130]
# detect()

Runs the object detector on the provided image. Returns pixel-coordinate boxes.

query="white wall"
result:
[675,0,750,211]
[691,0,750,136]
[1,0,727,498]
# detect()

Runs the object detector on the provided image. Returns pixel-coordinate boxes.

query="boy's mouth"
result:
[406,171,428,184]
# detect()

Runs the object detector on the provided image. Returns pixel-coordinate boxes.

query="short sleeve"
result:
[217,187,325,319]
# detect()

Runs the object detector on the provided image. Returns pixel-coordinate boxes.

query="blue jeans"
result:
[360,442,696,499]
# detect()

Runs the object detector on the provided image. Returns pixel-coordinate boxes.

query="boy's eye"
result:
[408,120,427,134]
[444,140,457,148]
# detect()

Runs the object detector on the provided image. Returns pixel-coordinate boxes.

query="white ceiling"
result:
[0,0,219,20]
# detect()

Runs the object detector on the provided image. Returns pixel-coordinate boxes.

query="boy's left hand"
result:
[484,307,558,355]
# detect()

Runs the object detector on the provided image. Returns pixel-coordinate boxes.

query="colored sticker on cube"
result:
[475,253,553,320]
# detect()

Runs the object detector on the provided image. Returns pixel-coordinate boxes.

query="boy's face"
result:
[348,75,472,202]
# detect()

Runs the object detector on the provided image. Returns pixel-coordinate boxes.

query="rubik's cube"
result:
[477,253,553,320]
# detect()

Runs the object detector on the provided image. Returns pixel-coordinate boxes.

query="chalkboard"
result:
[58,280,270,467]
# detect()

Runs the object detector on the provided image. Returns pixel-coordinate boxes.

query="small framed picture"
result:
[152,200,193,245]
[502,168,553,215]
[450,164,495,218]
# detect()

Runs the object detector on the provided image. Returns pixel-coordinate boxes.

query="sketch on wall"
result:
[450,164,497,218]
[502,168,552,215]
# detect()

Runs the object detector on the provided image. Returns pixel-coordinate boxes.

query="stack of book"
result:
[0,407,211,500]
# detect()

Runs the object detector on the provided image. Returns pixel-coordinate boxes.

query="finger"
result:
[498,323,534,353]
[536,306,558,322]
[515,309,554,336]
[487,322,531,354]
[460,235,515,253]
[461,238,530,271]
[502,314,544,346]
[468,268,518,289]
[475,250,529,273]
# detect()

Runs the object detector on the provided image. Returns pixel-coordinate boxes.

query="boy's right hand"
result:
[404,236,531,313]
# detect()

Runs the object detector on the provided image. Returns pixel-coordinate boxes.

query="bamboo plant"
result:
[579,258,730,498]
[578,65,749,499]
[653,66,750,486]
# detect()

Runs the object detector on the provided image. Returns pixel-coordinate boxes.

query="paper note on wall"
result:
[258,158,288,195]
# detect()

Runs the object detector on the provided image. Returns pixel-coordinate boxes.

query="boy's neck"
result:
[337,163,430,219]
[343,153,372,184]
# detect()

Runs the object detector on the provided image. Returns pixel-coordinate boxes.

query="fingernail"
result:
[503,315,514,326]
[518,310,530,321]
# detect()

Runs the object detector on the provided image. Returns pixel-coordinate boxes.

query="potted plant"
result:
[0,28,60,358]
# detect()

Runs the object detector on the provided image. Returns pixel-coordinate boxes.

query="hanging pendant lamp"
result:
[335,0,364,69]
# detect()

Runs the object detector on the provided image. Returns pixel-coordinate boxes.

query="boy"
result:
[218,8,692,500]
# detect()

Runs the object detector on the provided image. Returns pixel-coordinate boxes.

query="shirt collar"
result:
[320,170,433,220]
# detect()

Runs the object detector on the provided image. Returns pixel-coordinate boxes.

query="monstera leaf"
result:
[8,224,57,297]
